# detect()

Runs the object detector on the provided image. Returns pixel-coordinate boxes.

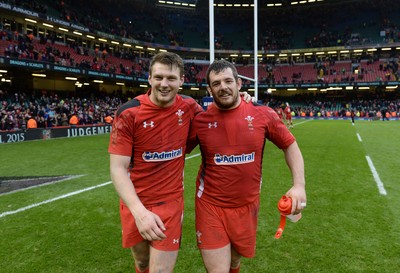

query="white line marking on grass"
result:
[1,120,315,217]
[365,156,387,196]
[0,175,85,196]
[0,154,202,218]
[0,181,112,218]
[356,133,362,142]
[4,120,319,217]
[293,120,313,127]
[185,153,200,160]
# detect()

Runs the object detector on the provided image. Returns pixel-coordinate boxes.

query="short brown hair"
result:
[206,59,239,85]
[149,52,184,77]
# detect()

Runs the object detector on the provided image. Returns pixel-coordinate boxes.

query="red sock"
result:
[230,265,240,273]
[135,267,149,273]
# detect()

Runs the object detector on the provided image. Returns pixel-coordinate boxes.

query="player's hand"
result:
[134,209,167,241]
[239,91,256,103]
[285,184,306,215]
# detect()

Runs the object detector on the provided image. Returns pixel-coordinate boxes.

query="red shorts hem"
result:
[120,197,184,251]
[195,198,259,257]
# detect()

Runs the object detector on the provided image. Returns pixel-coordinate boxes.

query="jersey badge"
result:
[176,109,184,125]
[245,115,254,129]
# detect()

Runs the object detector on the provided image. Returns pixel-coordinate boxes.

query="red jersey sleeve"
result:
[264,107,295,149]
[108,99,139,156]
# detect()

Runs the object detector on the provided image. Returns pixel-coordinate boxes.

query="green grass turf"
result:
[0,119,399,272]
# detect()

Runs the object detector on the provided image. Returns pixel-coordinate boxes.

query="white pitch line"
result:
[0,115,311,218]
[0,118,308,218]
[356,133,362,142]
[0,154,201,218]
[293,119,313,127]
[185,153,201,160]
[365,156,387,196]
[0,181,112,218]
[0,175,85,196]
[0,116,310,217]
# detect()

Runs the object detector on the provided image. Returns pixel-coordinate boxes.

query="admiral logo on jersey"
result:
[214,152,255,165]
[142,147,183,162]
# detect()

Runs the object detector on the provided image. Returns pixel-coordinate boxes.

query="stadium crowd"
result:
[0,88,122,130]
[1,30,399,86]
[0,26,205,83]
[0,0,399,132]
[265,93,400,119]
[52,0,400,50]
[1,88,399,131]
[2,0,400,51]
[1,0,400,85]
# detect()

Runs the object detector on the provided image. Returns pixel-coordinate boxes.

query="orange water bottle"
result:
[274,195,302,239]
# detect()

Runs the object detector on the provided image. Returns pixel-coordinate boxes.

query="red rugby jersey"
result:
[284,106,291,116]
[108,90,203,206]
[188,101,295,207]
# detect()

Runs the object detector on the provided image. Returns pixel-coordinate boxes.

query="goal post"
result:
[209,0,259,101]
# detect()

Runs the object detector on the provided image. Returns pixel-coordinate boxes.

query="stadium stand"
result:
[0,0,400,133]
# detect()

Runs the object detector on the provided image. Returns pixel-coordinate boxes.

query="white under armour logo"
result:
[143,121,154,128]
[173,238,180,244]
[208,122,217,128]
[196,230,202,244]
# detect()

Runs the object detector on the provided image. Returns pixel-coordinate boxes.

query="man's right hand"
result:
[134,209,167,241]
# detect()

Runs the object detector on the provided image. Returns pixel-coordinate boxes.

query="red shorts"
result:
[120,197,184,251]
[195,197,260,258]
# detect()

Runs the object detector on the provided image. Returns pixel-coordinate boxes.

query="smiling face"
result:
[148,62,184,108]
[207,67,242,110]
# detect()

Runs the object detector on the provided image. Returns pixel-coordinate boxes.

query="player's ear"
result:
[237,77,242,90]
[206,85,212,96]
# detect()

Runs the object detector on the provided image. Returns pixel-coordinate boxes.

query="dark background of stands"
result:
[0,0,399,131]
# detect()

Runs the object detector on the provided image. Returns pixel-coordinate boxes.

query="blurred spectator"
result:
[27,117,37,129]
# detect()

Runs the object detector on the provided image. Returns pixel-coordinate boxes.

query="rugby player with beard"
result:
[187,59,307,273]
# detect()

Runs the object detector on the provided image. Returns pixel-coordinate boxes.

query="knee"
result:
[132,252,149,272]
[135,259,149,272]
[230,250,241,269]
[131,243,150,271]
[230,258,241,269]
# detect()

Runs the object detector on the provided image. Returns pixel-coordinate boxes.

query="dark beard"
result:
[213,92,240,109]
